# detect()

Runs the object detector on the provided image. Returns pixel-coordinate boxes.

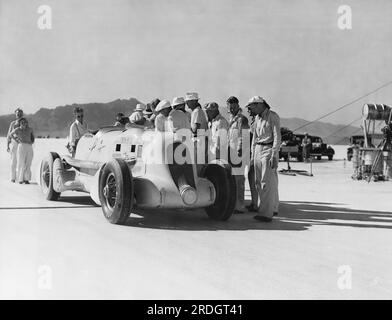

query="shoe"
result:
[245,204,258,212]
[234,209,245,214]
[24,181,30,184]
[11,180,15,183]
[18,181,23,184]
[253,215,273,222]
[273,212,278,216]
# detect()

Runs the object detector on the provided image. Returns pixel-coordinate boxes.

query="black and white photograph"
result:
[1,0,392,302]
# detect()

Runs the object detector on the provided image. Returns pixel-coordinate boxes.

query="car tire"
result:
[202,164,236,221]
[40,152,61,201]
[297,154,303,162]
[328,155,333,161]
[99,159,133,225]
[317,156,321,160]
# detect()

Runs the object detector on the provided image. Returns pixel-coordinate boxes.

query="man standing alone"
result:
[246,96,281,222]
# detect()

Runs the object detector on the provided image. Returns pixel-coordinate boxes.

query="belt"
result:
[256,142,273,146]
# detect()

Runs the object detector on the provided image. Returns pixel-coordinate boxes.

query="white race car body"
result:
[39,125,236,224]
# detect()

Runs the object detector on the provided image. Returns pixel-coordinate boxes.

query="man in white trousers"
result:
[9,118,35,184]
[246,96,281,222]
[6,108,24,182]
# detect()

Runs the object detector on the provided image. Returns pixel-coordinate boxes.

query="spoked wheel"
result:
[201,164,236,221]
[103,173,117,210]
[99,159,133,225]
[40,152,61,200]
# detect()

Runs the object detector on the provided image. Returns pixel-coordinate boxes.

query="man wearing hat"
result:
[6,108,24,182]
[227,96,250,214]
[168,97,191,133]
[185,92,208,165]
[129,103,147,125]
[247,96,281,222]
[204,102,229,160]
[185,92,208,135]
[146,98,161,126]
[154,100,172,132]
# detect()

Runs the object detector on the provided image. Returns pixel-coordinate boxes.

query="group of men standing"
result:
[9,93,281,222]
[125,92,281,222]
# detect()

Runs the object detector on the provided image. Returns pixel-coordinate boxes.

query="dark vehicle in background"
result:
[279,130,335,161]
[279,128,304,162]
[310,135,335,160]
[347,135,365,161]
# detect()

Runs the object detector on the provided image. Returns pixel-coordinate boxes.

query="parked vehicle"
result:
[279,128,303,162]
[310,135,335,160]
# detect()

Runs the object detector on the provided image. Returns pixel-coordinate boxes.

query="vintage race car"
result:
[38,125,236,224]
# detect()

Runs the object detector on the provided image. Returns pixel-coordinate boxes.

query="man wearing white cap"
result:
[129,103,146,125]
[168,97,191,133]
[185,92,208,165]
[246,96,281,222]
[154,100,172,132]
[185,92,208,135]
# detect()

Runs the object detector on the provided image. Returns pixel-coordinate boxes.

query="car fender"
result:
[90,163,107,205]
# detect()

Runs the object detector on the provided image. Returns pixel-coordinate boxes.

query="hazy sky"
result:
[1,0,391,124]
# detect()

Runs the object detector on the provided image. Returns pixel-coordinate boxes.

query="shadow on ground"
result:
[124,201,392,231]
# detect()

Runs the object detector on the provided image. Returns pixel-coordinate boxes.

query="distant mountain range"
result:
[0,98,360,145]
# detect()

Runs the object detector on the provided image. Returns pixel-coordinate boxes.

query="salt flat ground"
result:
[0,138,392,299]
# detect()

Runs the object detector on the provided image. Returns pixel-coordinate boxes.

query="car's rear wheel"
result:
[99,159,133,225]
[201,164,236,221]
[328,155,333,161]
[317,156,321,160]
[40,152,61,201]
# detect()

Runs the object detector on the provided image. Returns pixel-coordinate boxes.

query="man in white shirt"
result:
[69,107,88,157]
[6,108,24,182]
[247,96,281,222]
[129,103,147,125]
[185,92,208,166]
[154,100,172,132]
[168,97,191,133]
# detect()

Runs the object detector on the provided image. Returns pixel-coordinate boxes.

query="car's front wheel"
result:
[40,152,61,201]
[99,159,134,225]
[201,164,236,221]
[328,155,333,161]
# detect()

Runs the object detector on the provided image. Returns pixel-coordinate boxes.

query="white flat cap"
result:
[246,96,265,106]
[185,92,199,101]
[172,96,185,107]
[135,103,146,111]
[155,99,171,112]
